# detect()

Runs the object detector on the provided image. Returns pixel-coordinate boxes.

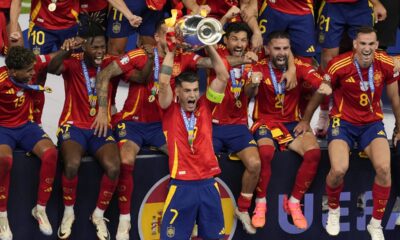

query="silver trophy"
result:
[175,15,223,51]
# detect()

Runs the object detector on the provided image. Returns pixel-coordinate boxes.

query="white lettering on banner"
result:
[278,192,399,234]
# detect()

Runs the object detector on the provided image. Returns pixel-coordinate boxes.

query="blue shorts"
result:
[0,122,50,151]
[253,122,297,148]
[28,24,78,54]
[107,0,163,38]
[57,124,116,156]
[160,178,225,240]
[114,121,165,148]
[212,124,257,153]
[259,6,316,57]
[327,118,387,150]
[317,0,373,48]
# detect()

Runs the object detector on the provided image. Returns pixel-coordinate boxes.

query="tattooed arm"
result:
[92,61,123,137]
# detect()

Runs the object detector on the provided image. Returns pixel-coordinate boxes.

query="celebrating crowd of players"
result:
[1,0,400,240]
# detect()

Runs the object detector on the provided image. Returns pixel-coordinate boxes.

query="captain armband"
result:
[206,87,224,103]
[160,65,173,75]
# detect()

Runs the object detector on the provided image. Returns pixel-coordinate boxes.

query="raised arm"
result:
[8,0,23,46]
[182,0,211,15]
[240,0,262,52]
[206,45,230,94]
[158,50,175,109]
[47,38,85,75]
[244,71,262,98]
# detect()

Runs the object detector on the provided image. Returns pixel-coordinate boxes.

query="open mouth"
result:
[233,48,243,56]
[187,99,196,109]
[94,56,104,65]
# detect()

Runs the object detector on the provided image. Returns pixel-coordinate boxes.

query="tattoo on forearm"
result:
[97,96,108,107]
[160,65,173,75]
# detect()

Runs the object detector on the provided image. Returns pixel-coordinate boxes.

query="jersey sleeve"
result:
[116,49,148,74]
[181,52,202,70]
[296,60,323,89]
[376,52,400,85]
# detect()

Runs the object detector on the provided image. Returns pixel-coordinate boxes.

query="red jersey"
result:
[30,0,79,30]
[161,97,221,180]
[115,48,202,124]
[267,0,314,15]
[252,58,323,123]
[59,56,124,129]
[80,0,108,13]
[210,45,250,125]
[196,0,240,21]
[0,55,51,127]
[0,0,10,9]
[327,51,399,125]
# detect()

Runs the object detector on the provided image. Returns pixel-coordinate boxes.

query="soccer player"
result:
[315,0,387,136]
[47,23,122,240]
[182,0,263,52]
[95,17,253,239]
[244,31,330,230]
[208,22,261,234]
[258,0,317,64]
[157,32,230,239]
[0,46,58,239]
[321,27,400,240]
[0,0,23,56]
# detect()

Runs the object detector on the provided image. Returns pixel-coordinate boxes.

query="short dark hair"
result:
[356,26,377,38]
[224,22,253,40]
[78,15,105,42]
[267,31,290,44]
[175,71,198,87]
[5,46,36,70]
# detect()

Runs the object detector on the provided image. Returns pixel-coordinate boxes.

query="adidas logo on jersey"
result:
[345,77,356,83]
[306,45,315,53]
[377,130,386,136]
[5,89,15,94]
[106,136,115,141]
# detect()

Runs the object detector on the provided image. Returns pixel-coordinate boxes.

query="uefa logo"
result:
[138,175,237,240]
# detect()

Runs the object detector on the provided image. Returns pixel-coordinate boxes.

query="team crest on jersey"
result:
[374,71,383,87]
[318,33,325,44]
[166,226,175,238]
[258,126,268,136]
[302,81,312,89]
[138,176,237,240]
[112,22,121,33]
[32,46,41,55]
[118,129,127,138]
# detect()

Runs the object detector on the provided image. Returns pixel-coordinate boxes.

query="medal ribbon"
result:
[229,64,244,99]
[354,60,374,112]
[151,48,160,96]
[81,61,100,109]
[9,77,51,92]
[180,108,197,150]
[268,61,286,112]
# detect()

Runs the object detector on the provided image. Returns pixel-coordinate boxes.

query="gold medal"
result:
[148,94,155,103]
[48,3,56,12]
[89,108,96,117]
[235,99,242,108]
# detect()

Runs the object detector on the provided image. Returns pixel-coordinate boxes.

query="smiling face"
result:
[175,81,200,112]
[268,37,290,70]
[83,36,106,66]
[353,31,378,68]
[224,30,249,57]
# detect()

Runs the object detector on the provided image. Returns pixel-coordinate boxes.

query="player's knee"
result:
[41,147,58,166]
[246,157,261,176]
[63,161,80,179]
[375,165,391,184]
[329,166,347,181]
[105,164,120,180]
